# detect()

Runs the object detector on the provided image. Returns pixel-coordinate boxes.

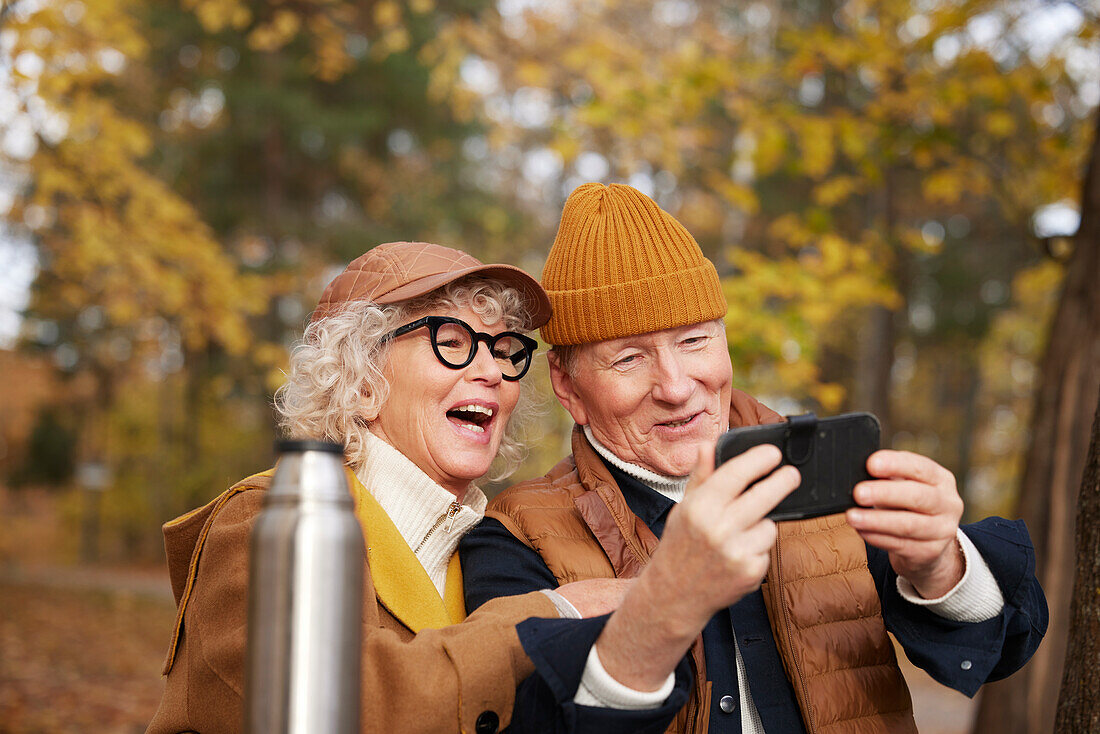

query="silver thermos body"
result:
[244,439,364,734]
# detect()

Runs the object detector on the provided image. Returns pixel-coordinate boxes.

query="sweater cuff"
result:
[574,644,675,710]
[540,589,581,619]
[896,529,1005,622]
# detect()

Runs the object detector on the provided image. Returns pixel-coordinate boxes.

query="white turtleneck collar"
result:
[582,425,688,504]
[355,430,487,596]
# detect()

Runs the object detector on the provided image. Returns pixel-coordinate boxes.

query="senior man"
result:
[461,183,1047,734]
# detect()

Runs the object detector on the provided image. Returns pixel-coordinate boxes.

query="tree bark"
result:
[1054,393,1100,732]
[854,305,895,440]
[971,103,1100,734]
[855,155,905,441]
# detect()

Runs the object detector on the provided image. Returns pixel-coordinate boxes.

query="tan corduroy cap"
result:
[311,241,552,328]
[540,183,727,345]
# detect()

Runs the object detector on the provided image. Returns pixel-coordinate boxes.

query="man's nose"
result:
[650,352,692,404]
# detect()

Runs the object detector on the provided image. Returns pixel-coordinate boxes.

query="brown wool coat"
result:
[487,389,917,734]
[147,471,556,734]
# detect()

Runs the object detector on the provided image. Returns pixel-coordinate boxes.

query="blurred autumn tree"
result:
[446,0,1094,484]
[976,79,1100,734]
[0,0,544,557]
[1,0,270,557]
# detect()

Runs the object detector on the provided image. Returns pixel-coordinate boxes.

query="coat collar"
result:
[164,468,465,645]
[348,471,466,631]
[570,427,659,577]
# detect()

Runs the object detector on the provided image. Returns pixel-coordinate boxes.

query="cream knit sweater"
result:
[355,430,486,596]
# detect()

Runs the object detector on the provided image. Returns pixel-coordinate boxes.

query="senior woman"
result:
[148,241,730,734]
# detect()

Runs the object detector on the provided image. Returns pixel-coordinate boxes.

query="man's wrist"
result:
[906,533,967,599]
[594,574,697,692]
[575,643,675,709]
[541,589,581,619]
[896,529,1005,622]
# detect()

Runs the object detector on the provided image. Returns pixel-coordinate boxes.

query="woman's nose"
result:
[466,340,504,384]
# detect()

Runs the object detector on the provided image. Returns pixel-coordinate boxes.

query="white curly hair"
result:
[274,276,540,481]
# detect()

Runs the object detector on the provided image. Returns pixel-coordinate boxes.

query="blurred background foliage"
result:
[0,0,1094,557]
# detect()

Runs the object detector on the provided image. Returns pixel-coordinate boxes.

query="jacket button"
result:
[719,695,737,714]
[475,711,499,734]
[961,660,973,671]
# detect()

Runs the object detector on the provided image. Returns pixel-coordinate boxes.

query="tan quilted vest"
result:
[488,396,916,734]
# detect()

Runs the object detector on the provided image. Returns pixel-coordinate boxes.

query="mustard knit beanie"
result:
[540,183,727,346]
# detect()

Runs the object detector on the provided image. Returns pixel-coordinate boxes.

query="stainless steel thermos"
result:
[244,440,364,734]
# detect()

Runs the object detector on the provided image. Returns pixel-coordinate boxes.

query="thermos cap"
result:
[275,439,345,455]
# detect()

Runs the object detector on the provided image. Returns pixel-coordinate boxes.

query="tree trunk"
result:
[854,305,895,440]
[971,104,1100,734]
[1054,393,1100,732]
[954,359,981,504]
[855,155,905,441]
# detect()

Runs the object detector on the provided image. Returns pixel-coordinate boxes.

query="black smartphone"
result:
[714,411,880,521]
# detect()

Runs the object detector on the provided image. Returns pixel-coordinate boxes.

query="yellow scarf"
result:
[348,471,467,631]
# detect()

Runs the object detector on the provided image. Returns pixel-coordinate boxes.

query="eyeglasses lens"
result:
[489,335,529,377]
[431,321,529,378]
[433,321,474,365]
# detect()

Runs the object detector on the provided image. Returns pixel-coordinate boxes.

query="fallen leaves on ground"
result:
[0,578,175,733]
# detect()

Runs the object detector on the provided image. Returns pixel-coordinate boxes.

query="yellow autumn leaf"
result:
[374,1,402,29]
[812,176,860,207]
[375,27,411,57]
[812,382,847,411]
[247,10,301,52]
[796,118,835,180]
[516,60,551,88]
[922,169,965,204]
[984,110,1017,138]
[188,0,252,33]
[753,123,788,176]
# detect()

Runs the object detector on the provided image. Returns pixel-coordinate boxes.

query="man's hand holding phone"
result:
[595,443,799,692]
[715,412,879,521]
[714,412,967,599]
[846,450,966,599]
[641,444,801,633]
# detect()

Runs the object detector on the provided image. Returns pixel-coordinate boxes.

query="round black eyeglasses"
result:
[379,316,538,381]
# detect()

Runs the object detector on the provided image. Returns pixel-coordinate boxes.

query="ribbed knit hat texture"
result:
[540,183,727,345]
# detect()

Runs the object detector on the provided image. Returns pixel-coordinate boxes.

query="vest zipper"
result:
[413,501,461,553]
[774,533,817,732]
[684,691,698,732]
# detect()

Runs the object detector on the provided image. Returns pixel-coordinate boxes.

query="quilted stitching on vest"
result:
[765,516,916,734]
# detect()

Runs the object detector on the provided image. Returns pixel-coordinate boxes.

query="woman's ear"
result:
[356,394,378,425]
[547,351,589,426]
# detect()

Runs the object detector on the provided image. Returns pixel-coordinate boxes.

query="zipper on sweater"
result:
[774,534,816,732]
[413,501,461,553]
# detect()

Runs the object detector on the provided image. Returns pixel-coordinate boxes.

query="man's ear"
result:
[547,351,589,426]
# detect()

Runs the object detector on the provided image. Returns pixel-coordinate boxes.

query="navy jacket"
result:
[511,614,692,733]
[464,459,1047,733]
